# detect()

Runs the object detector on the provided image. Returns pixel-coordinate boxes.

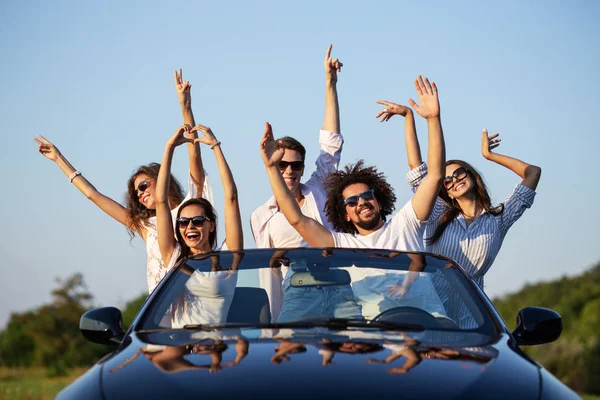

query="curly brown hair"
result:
[324,160,396,234]
[125,163,185,240]
[426,159,504,245]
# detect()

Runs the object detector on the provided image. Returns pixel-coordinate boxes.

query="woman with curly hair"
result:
[375,100,541,289]
[33,70,212,293]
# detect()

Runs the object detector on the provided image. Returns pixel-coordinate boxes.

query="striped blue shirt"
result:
[407,163,536,289]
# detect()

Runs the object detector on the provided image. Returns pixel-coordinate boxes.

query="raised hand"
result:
[375,100,413,122]
[33,136,61,162]
[189,124,219,147]
[481,129,501,159]
[174,69,192,105]
[167,124,198,148]
[260,122,284,168]
[324,44,343,83]
[408,75,440,120]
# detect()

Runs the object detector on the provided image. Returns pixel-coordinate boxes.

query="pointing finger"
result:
[325,44,332,61]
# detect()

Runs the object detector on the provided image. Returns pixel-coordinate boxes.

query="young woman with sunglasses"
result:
[156,124,243,326]
[33,70,212,293]
[375,101,541,289]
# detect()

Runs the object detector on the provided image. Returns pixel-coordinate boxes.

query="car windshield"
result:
[138,248,497,335]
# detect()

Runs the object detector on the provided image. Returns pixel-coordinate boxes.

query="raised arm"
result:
[375,100,422,169]
[408,76,445,221]
[33,136,139,235]
[481,129,541,191]
[190,124,243,251]
[156,125,197,265]
[261,123,334,247]
[174,69,205,194]
[322,44,342,134]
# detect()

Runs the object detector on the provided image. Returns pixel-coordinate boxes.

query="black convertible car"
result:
[57,248,579,399]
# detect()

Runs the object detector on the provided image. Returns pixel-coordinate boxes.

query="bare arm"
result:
[322,44,342,134]
[156,126,197,266]
[408,76,445,222]
[33,136,141,236]
[481,129,541,191]
[174,69,205,194]
[375,101,422,169]
[260,123,334,247]
[190,125,243,251]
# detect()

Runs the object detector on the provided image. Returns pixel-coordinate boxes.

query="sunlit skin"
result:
[342,183,384,233]
[133,174,157,210]
[444,163,475,201]
[178,204,215,254]
[279,148,304,200]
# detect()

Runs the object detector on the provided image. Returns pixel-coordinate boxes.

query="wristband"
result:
[68,170,82,183]
[210,141,221,150]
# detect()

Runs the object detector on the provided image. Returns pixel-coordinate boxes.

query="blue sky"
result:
[1,0,598,327]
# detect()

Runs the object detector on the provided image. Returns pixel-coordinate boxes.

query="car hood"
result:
[99,329,540,400]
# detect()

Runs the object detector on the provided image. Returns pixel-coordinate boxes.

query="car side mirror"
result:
[80,307,125,345]
[512,306,562,346]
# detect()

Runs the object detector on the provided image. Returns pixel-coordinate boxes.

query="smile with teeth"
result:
[186,232,200,241]
[455,183,466,191]
[142,194,150,204]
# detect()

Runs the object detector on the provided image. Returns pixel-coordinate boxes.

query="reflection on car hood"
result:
[99,330,541,399]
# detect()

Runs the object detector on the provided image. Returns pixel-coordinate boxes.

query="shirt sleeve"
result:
[304,130,343,190]
[406,162,428,193]
[498,184,536,236]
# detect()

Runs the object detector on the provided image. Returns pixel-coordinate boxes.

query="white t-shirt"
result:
[331,201,446,320]
[331,200,425,251]
[268,199,320,248]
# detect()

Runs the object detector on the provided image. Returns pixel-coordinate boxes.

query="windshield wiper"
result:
[182,318,423,332]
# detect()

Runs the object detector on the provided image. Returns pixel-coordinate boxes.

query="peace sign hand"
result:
[33,136,61,162]
[174,69,192,106]
[408,75,440,120]
[324,44,343,83]
[260,122,284,168]
[189,124,219,147]
[375,100,413,122]
[482,129,501,159]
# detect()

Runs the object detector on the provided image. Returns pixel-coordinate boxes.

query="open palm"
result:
[260,122,284,167]
[408,75,440,119]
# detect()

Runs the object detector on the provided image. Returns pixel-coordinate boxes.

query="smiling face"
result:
[280,149,305,195]
[342,183,383,233]
[444,163,473,200]
[177,204,215,253]
[133,174,157,210]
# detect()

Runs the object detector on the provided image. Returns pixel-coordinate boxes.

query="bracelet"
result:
[210,141,221,150]
[68,170,82,183]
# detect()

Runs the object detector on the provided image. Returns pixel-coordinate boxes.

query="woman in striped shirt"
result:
[375,100,541,289]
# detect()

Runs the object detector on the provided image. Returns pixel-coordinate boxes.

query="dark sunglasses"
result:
[343,189,375,207]
[136,179,153,193]
[176,215,212,229]
[443,167,468,190]
[279,161,304,171]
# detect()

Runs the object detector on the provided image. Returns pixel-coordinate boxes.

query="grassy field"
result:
[0,368,86,400]
[1,367,599,399]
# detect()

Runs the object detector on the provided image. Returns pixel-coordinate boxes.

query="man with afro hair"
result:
[260,75,445,251]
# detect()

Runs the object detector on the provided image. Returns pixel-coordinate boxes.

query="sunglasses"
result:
[176,216,212,229]
[136,179,153,193]
[279,161,304,171]
[443,167,468,190]
[343,189,375,207]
